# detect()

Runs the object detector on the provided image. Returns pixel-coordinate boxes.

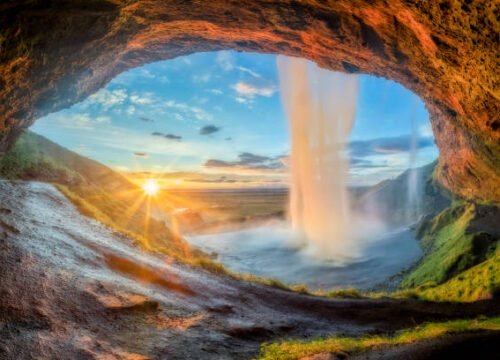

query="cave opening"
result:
[2,50,444,290]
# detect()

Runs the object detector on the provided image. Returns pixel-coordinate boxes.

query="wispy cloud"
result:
[140,116,154,122]
[216,51,235,71]
[130,92,154,105]
[204,152,286,172]
[209,89,223,95]
[200,125,221,135]
[126,105,136,115]
[133,152,149,158]
[152,132,182,141]
[88,89,128,110]
[349,135,435,158]
[233,82,277,98]
[237,66,262,78]
[192,73,212,83]
[46,113,111,130]
[164,100,213,122]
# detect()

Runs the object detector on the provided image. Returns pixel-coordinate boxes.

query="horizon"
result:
[31,51,438,188]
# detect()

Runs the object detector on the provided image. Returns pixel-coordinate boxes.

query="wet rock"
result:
[225,320,275,340]
[0,220,20,234]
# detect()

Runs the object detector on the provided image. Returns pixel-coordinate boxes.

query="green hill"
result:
[401,201,499,301]
[0,131,213,266]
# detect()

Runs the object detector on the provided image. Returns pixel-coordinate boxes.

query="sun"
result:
[142,179,160,196]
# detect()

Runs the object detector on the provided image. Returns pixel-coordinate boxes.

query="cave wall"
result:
[0,0,498,201]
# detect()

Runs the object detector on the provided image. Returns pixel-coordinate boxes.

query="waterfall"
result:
[407,101,422,222]
[277,56,360,262]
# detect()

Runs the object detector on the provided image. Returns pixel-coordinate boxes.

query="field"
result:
[157,188,287,234]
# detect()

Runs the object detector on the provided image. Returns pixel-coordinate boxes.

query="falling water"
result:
[407,101,422,222]
[277,56,360,262]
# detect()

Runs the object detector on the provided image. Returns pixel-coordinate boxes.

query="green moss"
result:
[323,288,364,299]
[401,202,498,289]
[417,249,499,302]
[257,317,500,360]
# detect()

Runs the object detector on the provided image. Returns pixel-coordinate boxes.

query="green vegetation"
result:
[416,251,499,302]
[0,131,85,183]
[401,202,499,301]
[0,131,226,273]
[257,317,500,360]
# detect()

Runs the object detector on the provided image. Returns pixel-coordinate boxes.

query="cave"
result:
[0,1,499,359]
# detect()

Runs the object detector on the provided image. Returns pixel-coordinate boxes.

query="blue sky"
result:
[31,51,438,187]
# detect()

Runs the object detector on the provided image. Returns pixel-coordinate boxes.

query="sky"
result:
[31,51,438,188]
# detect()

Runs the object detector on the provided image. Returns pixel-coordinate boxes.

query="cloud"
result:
[233,82,277,98]
[133,152,149,158]
[88,89,128,110]
[48,113,111,130]
[199,125,221,135]
[204,159,233,168]
[139,69,156,79]
[237,66,262,78]
[209,89,223,95]
[216,51,234,71]
[225,137,232,141]
[126,105,136,115]
[349,135,435,158]
[238,152,270,164]
[164,100,213,122]
[203,152,286,172]
[189,176,238,184]
[192,73,212,83]
[235,96,251,105]
[165,134,182,140]
[130,93,154,105]
[151,132,182,140]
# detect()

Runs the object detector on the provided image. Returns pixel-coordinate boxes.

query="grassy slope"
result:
[0,131,216,266]
[257,317,500,360]
[401,202,499,301]
[417,250,499,302]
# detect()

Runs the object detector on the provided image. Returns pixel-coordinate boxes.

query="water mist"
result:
[407,101,422,223]
[277,56,360,262]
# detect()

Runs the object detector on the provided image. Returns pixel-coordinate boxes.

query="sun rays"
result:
[142,179,160,196]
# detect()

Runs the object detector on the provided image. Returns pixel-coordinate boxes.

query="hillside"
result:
[0,130,131,188]
[353,161,452,226]
[0,131,200,262]
[401,202,499,301]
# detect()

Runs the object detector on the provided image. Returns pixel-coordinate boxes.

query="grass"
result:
[416,249,499,302]
[256,317,500,360]
[401,202,498,290]
[57,184,236,275]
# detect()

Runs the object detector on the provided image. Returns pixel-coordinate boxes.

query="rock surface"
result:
[0,0,498,201]
[1,180,498,359]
